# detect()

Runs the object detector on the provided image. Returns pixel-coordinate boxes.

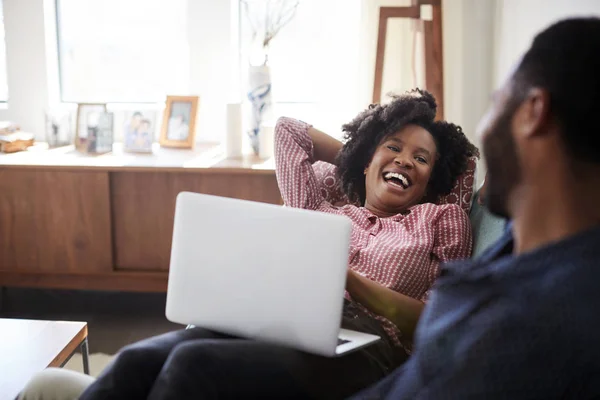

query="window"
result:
[239,0,362,136]
[0,0,9,102]
[56,0,189,103]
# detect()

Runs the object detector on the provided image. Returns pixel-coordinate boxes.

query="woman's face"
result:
[364,124,437,217]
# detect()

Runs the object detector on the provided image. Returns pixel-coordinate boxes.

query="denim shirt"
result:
[353,223,600,399]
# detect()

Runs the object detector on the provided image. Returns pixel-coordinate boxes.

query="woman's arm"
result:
[308,126,343,165]
[274,117,342,210]
[345,269,424,341]
[345,206,473,339]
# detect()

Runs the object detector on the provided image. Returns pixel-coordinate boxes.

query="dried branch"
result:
[264,1,299,48]
[242,0,300,54]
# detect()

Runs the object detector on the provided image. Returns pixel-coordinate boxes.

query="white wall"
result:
[493,0,600,87]
[0,0,53,135]
[441,0,600,182]
[443,0,495,153]
[441,0,496,184]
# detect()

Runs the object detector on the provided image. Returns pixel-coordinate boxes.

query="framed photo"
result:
[120,110,158,153]
[86,112,114,154]
[76,103,107,150]
[159,96,199,148]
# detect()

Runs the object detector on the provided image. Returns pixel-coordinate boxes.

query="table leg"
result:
[81,337,90,375]
[0,286,6,313]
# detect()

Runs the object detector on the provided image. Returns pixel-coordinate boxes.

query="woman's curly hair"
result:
[335,89,479,205]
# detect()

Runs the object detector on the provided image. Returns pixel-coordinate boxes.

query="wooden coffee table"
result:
[0,318,89,399]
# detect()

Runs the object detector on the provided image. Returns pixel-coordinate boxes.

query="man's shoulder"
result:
[363,227,600,400]
[416,250,600,394]
[429,225,600,356]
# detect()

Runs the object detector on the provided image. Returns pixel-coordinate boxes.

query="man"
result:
[18,17,600,399]
[352,17,600,399]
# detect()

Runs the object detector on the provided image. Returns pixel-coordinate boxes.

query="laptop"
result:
[166,192,380,357]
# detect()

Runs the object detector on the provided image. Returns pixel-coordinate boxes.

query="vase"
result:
[246,65,273,155]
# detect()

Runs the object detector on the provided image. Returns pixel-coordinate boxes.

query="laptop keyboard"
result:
[337,338,351,346]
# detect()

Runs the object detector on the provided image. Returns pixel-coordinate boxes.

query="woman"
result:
[20,90,478,400]
[275,88,477,355]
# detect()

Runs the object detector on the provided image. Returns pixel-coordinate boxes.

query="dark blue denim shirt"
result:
[353,223,600,399]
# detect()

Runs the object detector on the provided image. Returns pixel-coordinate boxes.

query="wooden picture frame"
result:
[75,103,107,150]
[373,0,444,119]
[159,96,199,149]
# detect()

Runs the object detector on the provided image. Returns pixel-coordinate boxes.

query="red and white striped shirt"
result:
[274,117,473,349]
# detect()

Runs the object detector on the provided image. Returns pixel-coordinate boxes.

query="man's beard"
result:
[483,105,522,219]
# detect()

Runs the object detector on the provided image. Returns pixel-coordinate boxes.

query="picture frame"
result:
[159,96,199,148]
[118,109,158,153]
[76,103,107,151]
[86,112,114,154]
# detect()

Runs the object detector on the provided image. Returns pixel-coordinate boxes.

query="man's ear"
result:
[513,88,551,140]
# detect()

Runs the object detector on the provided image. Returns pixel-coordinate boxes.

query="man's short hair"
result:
[513,17,600,163]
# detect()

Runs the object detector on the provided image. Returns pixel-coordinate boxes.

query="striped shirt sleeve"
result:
[274,117,325,210]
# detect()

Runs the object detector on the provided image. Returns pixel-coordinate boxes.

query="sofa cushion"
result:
[436,157,477,214]
[469,190,507,258]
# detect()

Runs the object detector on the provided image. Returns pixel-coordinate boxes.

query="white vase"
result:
[246,65,273,155]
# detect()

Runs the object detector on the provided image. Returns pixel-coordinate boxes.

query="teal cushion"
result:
[469,191,506,259]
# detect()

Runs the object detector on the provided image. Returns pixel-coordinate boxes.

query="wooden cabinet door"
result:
[0,170,113,273]
[111,171,281,271]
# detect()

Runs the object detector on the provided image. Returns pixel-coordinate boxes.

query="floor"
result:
[0,287,182,355]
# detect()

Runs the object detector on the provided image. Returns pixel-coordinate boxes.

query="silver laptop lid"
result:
[166,192,352,356]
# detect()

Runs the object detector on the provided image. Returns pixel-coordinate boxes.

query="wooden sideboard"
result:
[0,143,281,292]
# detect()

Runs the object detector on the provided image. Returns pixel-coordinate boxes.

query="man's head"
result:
[478,18,600,219]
